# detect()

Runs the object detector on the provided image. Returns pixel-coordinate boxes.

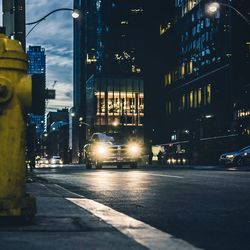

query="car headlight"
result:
[45,160,49,164]
[60,160,63,164]
[226,155,234,159]
[93,143,109,160]
[127,143,141,158]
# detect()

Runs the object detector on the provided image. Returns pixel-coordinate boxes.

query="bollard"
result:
[0,34,36,218]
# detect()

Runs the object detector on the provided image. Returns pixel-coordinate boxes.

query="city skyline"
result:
[26,0,74,111]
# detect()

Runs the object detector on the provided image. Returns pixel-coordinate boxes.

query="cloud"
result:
[26,0,74,111]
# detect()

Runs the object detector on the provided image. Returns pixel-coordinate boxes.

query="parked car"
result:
[219,146,250,166]
[83,133,143,169]
[49,156,63,165]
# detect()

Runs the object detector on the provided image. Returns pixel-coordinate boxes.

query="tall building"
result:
[27,45,46,136]
[90,0,145,135]
[142,0,175,147]
[156,0,250,163]
[73,0,145,162]
[46,109,69,162]
[27,46,46,75]
[2,0,26,49]
[95,0,145,75]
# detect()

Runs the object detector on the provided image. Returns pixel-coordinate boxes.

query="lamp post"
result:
[206,2,250,25]
[25,7,81,163]
[26,8,80,37]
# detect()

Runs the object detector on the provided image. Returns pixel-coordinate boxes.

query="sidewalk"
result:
[0,177,146,250]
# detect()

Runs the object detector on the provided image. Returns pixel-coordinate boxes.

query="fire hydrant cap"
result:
[0,33,28,72]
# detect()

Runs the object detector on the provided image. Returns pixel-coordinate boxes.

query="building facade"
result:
[26,45,46,160]
[2,0,26,49]
[73,0,145,162]
[27,45,46,137]
[46,109,69,162]
[158,0,250,163]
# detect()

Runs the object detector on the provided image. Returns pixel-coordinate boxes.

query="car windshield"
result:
[106,133,126,144]
[52,156,61,159]
[239,146,250,152]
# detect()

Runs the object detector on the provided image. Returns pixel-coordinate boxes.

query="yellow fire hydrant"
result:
[0,34,36,218]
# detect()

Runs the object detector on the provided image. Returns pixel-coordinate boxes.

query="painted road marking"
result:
[147,173,184,179]
[67,197,201,250]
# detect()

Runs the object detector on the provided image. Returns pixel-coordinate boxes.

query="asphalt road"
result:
[35,165,250,250]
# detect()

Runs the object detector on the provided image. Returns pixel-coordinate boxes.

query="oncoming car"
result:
[49,156,63,165]
[219,146,250,167]
[38,157,49,165]
[83,133,142,169]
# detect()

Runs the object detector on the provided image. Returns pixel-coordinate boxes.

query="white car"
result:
[49,156,63,165]
[84,133,142,169]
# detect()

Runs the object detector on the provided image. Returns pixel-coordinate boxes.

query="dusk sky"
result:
[26,0,74,112]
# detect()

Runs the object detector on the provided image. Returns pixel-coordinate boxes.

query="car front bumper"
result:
[219,157,234,165]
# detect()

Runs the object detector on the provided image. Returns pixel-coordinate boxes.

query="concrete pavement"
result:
[0,177,147,250]
[0,174,201,250]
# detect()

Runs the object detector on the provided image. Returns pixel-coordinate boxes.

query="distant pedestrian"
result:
[157,151,163,165]
[30,156,36,172]
[148,151,153,165]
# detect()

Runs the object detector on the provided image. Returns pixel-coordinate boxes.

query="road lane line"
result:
[67,197,201,250]
[147,173,184,179]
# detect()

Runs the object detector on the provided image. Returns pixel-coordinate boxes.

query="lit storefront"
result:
[86,75,144,136]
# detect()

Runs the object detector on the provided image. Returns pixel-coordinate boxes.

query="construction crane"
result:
[51,80,58,89]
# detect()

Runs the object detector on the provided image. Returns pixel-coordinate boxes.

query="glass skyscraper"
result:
[27,45,46,136]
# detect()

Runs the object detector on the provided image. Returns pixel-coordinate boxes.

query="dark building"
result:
[95,0,145,75]
[72,0,94,162]
[46,109,69,162]
[27,46,46,137]
[47,108,69,132]
[2,0,26,50]
[73,0,146,162]
[154,0,250,163]
[142,0,175,147]
[26,45,46,160]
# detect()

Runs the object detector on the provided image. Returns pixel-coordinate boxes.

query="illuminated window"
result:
[198,88,202,106]
[130,8,144,14]
[181,0,200,17]
[181,63,185,77]
[136,68,141,73]
[246,42,250,56]
[164,73,172,85]
[203,84,211,105]
[207,84,211,104]
[95,91,144,126]
[166,101,172,115]
[182,94,186,109]
[189,91,193,108]
[121,21,128,25]
[160,23,171,35]
[189,60,193,74]
[132,65,141,74]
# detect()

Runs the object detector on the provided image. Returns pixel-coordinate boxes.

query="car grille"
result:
[106,145,131,162]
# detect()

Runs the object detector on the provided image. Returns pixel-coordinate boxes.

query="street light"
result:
[79,117,91,127]
[25,8,80,37]
[206,2,250,25]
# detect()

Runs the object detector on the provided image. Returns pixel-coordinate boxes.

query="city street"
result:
[34,165,250,250]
